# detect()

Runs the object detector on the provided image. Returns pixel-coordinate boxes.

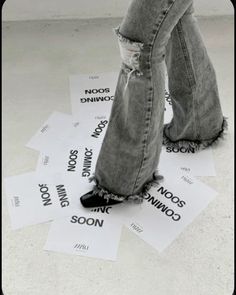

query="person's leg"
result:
[80,0,225,207]
[163,3,228,149]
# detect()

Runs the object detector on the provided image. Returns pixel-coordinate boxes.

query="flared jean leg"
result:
[163,3,228,150]
[88,0,228,202]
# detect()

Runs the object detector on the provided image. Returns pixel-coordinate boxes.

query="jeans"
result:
[88,0,228,202]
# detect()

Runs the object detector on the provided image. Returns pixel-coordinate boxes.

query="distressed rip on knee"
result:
[112,25,145,84]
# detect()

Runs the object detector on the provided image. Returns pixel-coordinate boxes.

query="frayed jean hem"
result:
[88,170,164,204]
[162,116,228,151]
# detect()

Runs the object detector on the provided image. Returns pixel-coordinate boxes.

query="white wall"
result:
[2,0,234,21]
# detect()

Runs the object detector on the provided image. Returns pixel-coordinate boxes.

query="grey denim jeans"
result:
[88,0,228,203]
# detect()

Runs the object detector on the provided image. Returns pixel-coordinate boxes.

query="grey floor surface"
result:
[2,16,234,295]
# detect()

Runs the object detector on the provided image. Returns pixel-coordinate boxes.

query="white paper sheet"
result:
[25,111,80,153]
[36,143,100,183]
[159,146,216,176]
[4,166,142,231]
[5,69,220,261]
[26,111,110,153]
[3,171,90,229]
[44,211,122,261]
[43,199,143,261]
[69,72,119,120]
[70,72,172,123]
[125,170,217,252]
[74,117,109,145]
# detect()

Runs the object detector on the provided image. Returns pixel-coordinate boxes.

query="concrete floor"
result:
[2,16,234,295]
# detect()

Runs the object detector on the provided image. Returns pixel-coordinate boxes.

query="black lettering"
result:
[70,150,78,155]
[149,197,159,206]
[69,159,76,166]
[42,198,52,206]
[41,192,50,199]
[67,150,78,172]
[165,209,174,216]
[180,147,187,153]
[70,216,103,227]
[80,96,113,103]
[106,207,111,214]
[39,185,48,193]
[164,191,173,199]
[91,206,112,214]
[188,146,195,153]
[82,171,90,177]
[67,165,76,172]
[143,192,151,200]
[85,89,92,94]
[177,200,186,208]
[85,148,93,156]
[56,184,69,207]
[39,184,52,206]
[155,202,168,212]
[69,154,77,160]
[166,147,172,153]
[95,97,104,102]
[95,127,103,133]
[98,123,105,128]
[91,131,100,138]
[61,201,69,207]
[82,148,93,177]
[166,146,195,153]
[78,217,86,224]
[70,215,78,223]
[171,196,180,204]
[86,218,95,225]
[85,88,110,95]
[157,186,168,195]
[172,147,179,153]
[172,214,181,221]
[91,120,108,138]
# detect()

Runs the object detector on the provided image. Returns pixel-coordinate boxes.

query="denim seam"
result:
[162,116,228,150]
[176,18,199,138]
[132,0,176,194]
[111,25,146,194]
[176,19,197,90]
